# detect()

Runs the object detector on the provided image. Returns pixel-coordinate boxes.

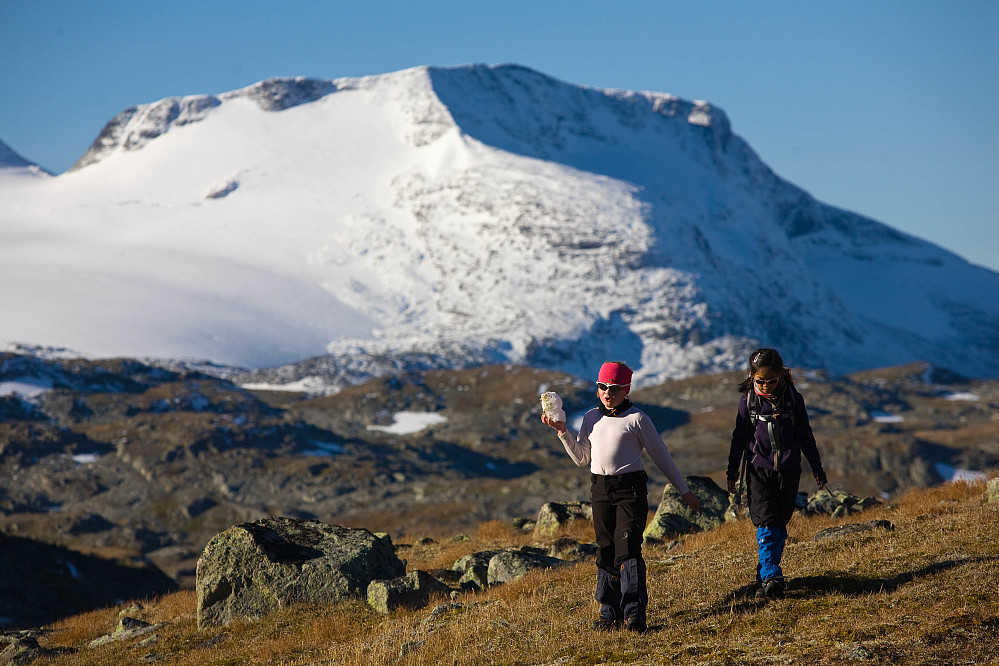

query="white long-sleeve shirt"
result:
[558,405,690,495]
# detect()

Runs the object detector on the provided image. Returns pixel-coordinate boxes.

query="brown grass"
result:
[30,481,999,666]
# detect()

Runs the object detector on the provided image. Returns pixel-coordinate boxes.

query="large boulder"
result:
[644,476,729,543]
[196,516,405,628]
[533,501,592,538]
[367,570,450,614]
[486,547,568,585]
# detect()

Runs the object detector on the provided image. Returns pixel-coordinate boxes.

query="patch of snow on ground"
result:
[71,453,101,464]
[871,411,905,423]
[943,392,980,401]
[934,463,987,484]
[367,411,447,435]
[241,376,337,394]
[0,377,54,398]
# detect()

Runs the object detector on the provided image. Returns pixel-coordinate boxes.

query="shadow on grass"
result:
[677,556,999,620]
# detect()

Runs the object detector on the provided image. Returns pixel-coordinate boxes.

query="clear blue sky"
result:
[2,0,997,271]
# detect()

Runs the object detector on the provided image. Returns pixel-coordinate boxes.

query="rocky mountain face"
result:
[2,64,997,387]
[1,350,996,627]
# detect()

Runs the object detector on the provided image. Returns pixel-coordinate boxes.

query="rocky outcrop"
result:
[196,517,405,628]
[367,570,451,613]
[644,476,729,543]
[533,501,592,537]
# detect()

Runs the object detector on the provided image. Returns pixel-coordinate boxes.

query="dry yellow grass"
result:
[28,481,999,666]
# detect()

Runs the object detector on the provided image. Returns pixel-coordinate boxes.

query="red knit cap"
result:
[597,362,633,393]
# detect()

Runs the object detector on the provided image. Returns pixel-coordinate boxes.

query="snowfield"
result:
[2,64,997,388]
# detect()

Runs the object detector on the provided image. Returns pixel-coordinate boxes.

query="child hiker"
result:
[542,361,699,632]
[727,348,827,599]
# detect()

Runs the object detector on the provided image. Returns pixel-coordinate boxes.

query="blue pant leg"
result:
[757,526,787,582]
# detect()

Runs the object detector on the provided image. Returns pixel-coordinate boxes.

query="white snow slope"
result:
[2,64,997,387]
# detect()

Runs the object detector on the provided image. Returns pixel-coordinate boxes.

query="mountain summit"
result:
[1,64,996,384]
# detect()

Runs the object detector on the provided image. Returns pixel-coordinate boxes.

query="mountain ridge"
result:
[1,63,996,387]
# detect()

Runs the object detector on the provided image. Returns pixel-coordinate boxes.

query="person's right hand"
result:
[727,479,737,494]
[541,414,566,434]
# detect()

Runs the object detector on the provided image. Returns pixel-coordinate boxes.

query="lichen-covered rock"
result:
[644,476,728,542]
[367,570,450,614]
[453,550,503,574]
[459,564,489,591]
[533,501,592,538]
[196,516,404,628]
[803,489,880,517]
[486,547,567,585]
[987,477,999,504]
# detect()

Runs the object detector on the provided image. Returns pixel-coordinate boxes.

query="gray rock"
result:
[0,636,48,665]
[804,489,880,517]
[547,537,598,562]
[486,547,568,585]
[453,550,502,574]
[196,516,405,628]
[88,617,161,648]
[987,477,999,503]
[812,520,895,542]
[533,501,592,538]
[458,564,489,591]
[644,476,728,542]
[367,570,450,614]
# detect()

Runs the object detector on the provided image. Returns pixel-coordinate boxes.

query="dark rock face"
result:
[644,476,729,542]
[196,517,405,628]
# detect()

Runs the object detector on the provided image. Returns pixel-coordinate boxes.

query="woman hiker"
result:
[542,361,699,632]
[727,348,828,599]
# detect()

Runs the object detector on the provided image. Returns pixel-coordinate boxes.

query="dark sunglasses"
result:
[596,382,627,393]
[754,377,780,387]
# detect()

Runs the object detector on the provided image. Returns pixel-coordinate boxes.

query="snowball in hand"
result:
[540,391,566,422]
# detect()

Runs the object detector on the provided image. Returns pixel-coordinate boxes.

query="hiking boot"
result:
[625,614,647,633]
[591,617,621,631]
[762,578,785,599]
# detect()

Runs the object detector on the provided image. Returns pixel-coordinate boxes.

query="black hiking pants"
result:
[591,470,649,620]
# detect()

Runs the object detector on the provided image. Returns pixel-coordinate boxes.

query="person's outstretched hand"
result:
[727,479,737,494]
[682,490,700,512]
[541,414,566,434]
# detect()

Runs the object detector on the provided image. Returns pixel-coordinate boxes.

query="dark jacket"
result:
[727,385,826,484]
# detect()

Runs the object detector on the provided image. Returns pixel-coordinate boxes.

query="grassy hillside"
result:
[19,480,999,665]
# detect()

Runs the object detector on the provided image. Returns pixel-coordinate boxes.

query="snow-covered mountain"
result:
[2,64,997,387]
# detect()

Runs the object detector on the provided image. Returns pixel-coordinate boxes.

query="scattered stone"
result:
[803,489,880,517]
[512,517,536,531]
[458,565,489,591]
[547,537,597,562]
[812,520,895,542]
[88,617,161,647]
[417,537,437,546]
[453,550,503,574]
[367,570,450,614]
[987,478,999,503]
[451,533,471,542]
[424,602,464,622]
[486,547,568,585]
[533,501,592,538]
[0,636,46,665]
[644,476,728,542]
[196,517,405,628]
[844,643,875,660]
